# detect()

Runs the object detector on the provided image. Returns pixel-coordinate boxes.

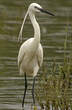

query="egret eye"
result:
[34,6,37,9]
[34,6,41,10]
[34,6,41,12]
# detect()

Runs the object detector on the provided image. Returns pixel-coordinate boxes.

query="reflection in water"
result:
[0,0,72,110]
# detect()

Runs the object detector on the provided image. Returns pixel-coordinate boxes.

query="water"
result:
[0,0,72,110]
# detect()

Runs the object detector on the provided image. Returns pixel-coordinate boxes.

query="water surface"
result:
[0,0,72,110]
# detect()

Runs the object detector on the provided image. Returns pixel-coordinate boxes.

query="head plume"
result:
[18,10,29,42]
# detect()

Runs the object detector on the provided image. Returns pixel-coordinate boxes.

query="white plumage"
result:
[18,3,43,77]
[18,38,43,77]
[17,3,54,107]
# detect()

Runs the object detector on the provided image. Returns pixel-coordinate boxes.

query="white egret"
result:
[18,3,54,107]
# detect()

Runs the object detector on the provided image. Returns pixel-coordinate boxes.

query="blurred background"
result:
[0,0,72,109]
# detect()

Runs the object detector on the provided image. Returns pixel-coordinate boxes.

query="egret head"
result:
[28,3,54,16]
[28,3,42,13]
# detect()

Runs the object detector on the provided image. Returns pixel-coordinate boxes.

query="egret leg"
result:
[22,73,27,108]
[32,77,36,105]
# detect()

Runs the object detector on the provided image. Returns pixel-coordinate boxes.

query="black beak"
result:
[40,8,55,16]
[35,6,55,16]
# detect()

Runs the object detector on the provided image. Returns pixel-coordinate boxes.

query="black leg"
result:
[22,73,27,108]
[32,77,36,105]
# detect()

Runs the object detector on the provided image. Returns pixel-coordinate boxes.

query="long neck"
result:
[29,11,40,44]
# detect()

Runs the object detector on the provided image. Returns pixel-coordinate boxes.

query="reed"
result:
[35,33,72,110]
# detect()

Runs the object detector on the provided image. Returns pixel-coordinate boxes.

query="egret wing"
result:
[18,45,25,69]
[18,38,34,69]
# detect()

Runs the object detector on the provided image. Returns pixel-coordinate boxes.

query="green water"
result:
[0,0,72,110]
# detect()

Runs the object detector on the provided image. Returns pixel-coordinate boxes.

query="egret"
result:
[18,3,54,107]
